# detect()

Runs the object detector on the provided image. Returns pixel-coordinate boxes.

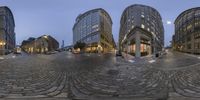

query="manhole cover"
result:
[107,69,119,75]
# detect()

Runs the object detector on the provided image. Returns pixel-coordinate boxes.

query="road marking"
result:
[149,60,156,63]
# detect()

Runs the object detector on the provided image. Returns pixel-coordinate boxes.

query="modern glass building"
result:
[73,8,115,53]
[119,4,164,57]
[0,6,15,55]
[173,7,200,54]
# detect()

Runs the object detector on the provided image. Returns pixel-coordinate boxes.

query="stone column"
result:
[135,32,141,57]
[149,42,152,55]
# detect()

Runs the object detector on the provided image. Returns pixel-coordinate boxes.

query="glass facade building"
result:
[73,8,115,53]
[119,4,164,57]
[0,6,15,55]
[173,7,200,54]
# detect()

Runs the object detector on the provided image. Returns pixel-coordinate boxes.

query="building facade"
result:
[21,35,59,54]
[0,6,15,55]
[73,8,115,53]
[119,4,164,57]
[173,7,200,54]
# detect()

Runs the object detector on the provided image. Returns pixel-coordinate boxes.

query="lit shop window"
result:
[128,44,135,53]
[140,44,147,52]
[141,24,145,29]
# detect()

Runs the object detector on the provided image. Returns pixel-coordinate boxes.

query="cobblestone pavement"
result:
[69,51,200,100]
[0,53,69,100]
[0,51,200,100]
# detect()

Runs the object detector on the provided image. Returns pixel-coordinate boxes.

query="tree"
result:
[74,42,86,50]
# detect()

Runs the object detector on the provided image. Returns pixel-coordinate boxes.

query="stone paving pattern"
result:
[0,51,199,100]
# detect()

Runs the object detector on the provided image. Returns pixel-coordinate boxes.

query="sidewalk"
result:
[0,53,21,60]
[182,52,200,59]
[121,52,156,63]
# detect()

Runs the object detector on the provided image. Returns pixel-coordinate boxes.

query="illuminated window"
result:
[141,15,145,18]
[131,25,134,29]
[141,24,145,29]
[187,24,192,30]
[128,44,135,53]
[147,28,150,31]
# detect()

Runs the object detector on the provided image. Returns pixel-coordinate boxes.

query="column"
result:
[149,40,152,55]
[135,32,141,57]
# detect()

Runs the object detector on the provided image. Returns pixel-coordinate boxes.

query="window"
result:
[131,25,134,29]
[141,15,145,18]
[147,28,150,31]
[195,10,200,17]
[187,24,192,30]
[87,37,91,41]
[92,24,99,29]
[194,43,199,49]
[187,36,191,41]
[141,24,145,29]
[187,44,191,49]
[194,33,200,39]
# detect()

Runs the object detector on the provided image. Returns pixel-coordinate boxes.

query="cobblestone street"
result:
[0,51,200,100]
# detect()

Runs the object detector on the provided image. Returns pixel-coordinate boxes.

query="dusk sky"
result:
[0,0,200,47]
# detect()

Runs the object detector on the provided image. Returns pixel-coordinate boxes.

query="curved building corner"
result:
[173,7,200,54]
[0,6,15,55]
[119,4,164,57]
[73,8,116,53]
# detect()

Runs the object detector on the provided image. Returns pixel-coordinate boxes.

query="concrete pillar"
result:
[149,39,153,55]
[148,43,152,55]
[135,32,141,57]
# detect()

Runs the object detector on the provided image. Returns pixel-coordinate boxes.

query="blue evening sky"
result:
[0,0,200,47]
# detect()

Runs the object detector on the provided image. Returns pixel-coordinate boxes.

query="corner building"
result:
[174,7,200,54]
[0,6,15,55]
[73,8,115,53]
[119,4,164,57]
